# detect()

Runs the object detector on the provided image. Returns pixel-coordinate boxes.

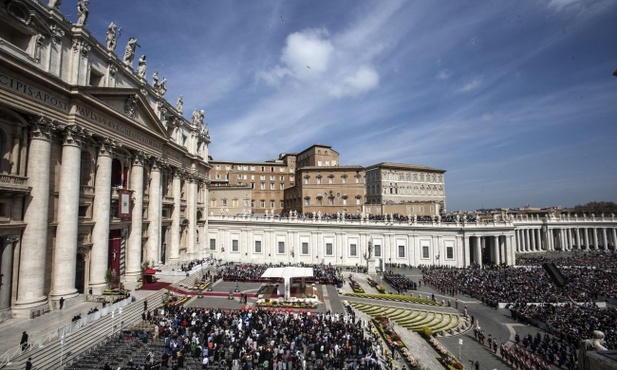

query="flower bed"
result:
[256,298,317,309]
[372,317,419,368]
[348,276,365,293]
[427,335,464,369]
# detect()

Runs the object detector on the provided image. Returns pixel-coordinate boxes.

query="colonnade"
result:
[516,225,617,253]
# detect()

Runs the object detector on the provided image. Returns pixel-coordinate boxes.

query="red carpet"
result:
[141,282,171,290]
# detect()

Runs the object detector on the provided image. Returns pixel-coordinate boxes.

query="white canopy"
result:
[261,267,314,279]
[261,267,315,300]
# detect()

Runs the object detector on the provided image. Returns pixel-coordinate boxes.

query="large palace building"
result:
[1,0,617,322]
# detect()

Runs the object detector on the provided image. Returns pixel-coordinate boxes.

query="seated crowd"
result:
[382,271,417,293]
[422,251,617,370]
[218,263,342,286]
[76,304,382,369]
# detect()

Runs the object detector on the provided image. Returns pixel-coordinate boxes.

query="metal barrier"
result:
[0,297,130,368]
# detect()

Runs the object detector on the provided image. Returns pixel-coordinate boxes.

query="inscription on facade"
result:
[75,105,162,150]
[0,72,69,111]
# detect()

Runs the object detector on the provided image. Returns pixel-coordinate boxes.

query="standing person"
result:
[474,360,479,370]
[20,331,28,351]
[144,299,148,312]
[25,357,33,370]
[59,296,64,309]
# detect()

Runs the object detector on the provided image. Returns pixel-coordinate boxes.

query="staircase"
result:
[2,268,206,370]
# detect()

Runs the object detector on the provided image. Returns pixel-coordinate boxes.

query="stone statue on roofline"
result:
[123,37,138,67]
[106,22,118,52]
[48,0,61,9]
[137,55,147,79]
[76,0,89,26]
[192,109,205,126]
[176,96,183,113]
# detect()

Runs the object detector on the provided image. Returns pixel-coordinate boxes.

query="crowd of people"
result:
[382,271,417,293]
[218,263,342,286]
[142,305,383,369]
[422,251,617,369]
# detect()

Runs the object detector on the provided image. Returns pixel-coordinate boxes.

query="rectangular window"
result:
[260,200,265,208]
[446,246,454,259]
[422,245,429,258]
[270,200,275,208]
[232,239,239,252]
[342,198,347,206]
[304,198,310,206]
[350,244,357,256]
[270,183,275,190]
[328,177,333,184]
[326,243,333,255]
[329,198,334,206]
[278,241,285,254]
[209,238,216,250]
[398,245,405,258]
[342,177,347,184]
[255,240,262,253]
[260,183,265,190]
[317,177,322,185]
[302,242,309,255]
[304,177,309,184]
[221,199,227,206]
[374,244,381,257]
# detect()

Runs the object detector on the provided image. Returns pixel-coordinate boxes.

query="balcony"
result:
[0,174,30,193]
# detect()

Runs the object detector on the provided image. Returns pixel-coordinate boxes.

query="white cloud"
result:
[282,28,334,76]
[547,0,582,11]
[258,28,334,85]
[458,77,483,92]
[436,69,453,80]
[330,65,380,98]
[257,26,381,98]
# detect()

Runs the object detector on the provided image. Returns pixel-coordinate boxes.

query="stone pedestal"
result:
[367,258,377,275]
[586,350,617,370]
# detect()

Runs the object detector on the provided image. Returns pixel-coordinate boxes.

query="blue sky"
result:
[78,0,617,211]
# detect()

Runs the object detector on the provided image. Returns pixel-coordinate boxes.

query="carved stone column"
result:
[0,235,19,309]
[50,126,88,303]
[168,170,182,264]
[186,174,197,259]
[14,118,56,318]
[89,139,116,294]
[146,160,162,265]
[125,151,145,281]
[475,237,483,266]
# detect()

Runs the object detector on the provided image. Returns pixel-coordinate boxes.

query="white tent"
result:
[261,267,314,300]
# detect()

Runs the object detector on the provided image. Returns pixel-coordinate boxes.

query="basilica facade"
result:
[0,0,210,318]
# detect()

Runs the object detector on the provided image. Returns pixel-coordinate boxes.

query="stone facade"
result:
[0,0,210,318]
